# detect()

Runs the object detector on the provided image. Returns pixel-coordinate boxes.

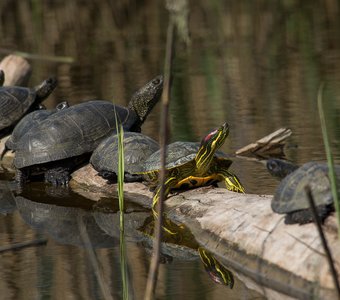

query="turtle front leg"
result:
[152,176,178,217]
[45,167,71,186]
[217,170,245,193]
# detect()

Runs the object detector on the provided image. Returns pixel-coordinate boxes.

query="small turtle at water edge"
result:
[0,77,57,138]
[266,158,338,224]
[91,132,159,183]
[14,75,163,186]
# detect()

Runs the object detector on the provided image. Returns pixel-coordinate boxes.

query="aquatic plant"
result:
[317,83,340,240]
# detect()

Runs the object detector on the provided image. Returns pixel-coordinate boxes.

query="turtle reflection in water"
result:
[138,122,245,216]
[198,247,234,288]
[139,215,234,288]
[267,159,337,224]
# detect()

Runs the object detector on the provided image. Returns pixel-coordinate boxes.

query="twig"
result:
[0,238,47,253]
[305,185,340,297]
[144,14,175,300]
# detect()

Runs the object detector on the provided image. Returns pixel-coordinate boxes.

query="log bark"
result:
[70,164,339,300]
[0,54,32,86]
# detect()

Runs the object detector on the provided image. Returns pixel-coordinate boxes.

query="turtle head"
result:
[34,77,58,102]
[266,158,298,179]
[128,75,163,125]
[196,122,229,172]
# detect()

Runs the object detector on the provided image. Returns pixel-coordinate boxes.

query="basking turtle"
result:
[0,70,4,86]
[267,158,338,224]
[0,77,57,138]
[14,75,163,186]
[4,101,69,153]
[138,122,245,215]
[91,132,159,183]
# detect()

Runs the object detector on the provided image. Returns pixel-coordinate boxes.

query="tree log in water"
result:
[70,164,339,300]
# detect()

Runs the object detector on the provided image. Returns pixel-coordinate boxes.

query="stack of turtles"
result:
[12,75,163,185]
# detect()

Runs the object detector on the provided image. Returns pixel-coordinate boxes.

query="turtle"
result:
[14,75,163,186]
[266,158,338,224]
[90,131,159,183]
[0,77,57,138]
[0,70,4,86]
[3,101,69,154]
[138,122,245,215]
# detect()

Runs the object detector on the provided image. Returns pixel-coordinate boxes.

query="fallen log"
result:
[70,164,339,300]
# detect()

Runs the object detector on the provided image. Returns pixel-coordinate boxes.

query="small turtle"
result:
[267,158,337,224]
[14,75,163,186]
[91,132,159,183]
[0,77,57,138]
[138,122,245,215]
[4,101,69,153]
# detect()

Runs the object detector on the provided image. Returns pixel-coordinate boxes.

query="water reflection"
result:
[0,182,264,299]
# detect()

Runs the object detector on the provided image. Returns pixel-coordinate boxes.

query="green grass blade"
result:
[317,83,340,240]
[114,108,129,300]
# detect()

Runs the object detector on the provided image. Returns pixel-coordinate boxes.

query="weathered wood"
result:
[70,164,339,300]
[236,128,292,157]
[0,54,32,86]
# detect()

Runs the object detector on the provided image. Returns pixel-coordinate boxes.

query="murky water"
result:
[1,0,340,299]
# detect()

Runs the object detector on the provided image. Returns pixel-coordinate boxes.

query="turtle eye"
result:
[152,78,161,85]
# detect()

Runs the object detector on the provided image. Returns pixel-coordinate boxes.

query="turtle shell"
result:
[6,109,53,150]
[142,141,230,172]
[0,86,36,131]
[6,101,69,150]
[91,132,159,175]
[0,78,57,135]
[14,100,139,169]
[272,162,340,213]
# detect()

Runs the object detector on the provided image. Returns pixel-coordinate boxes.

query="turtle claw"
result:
[45,168,70,186]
